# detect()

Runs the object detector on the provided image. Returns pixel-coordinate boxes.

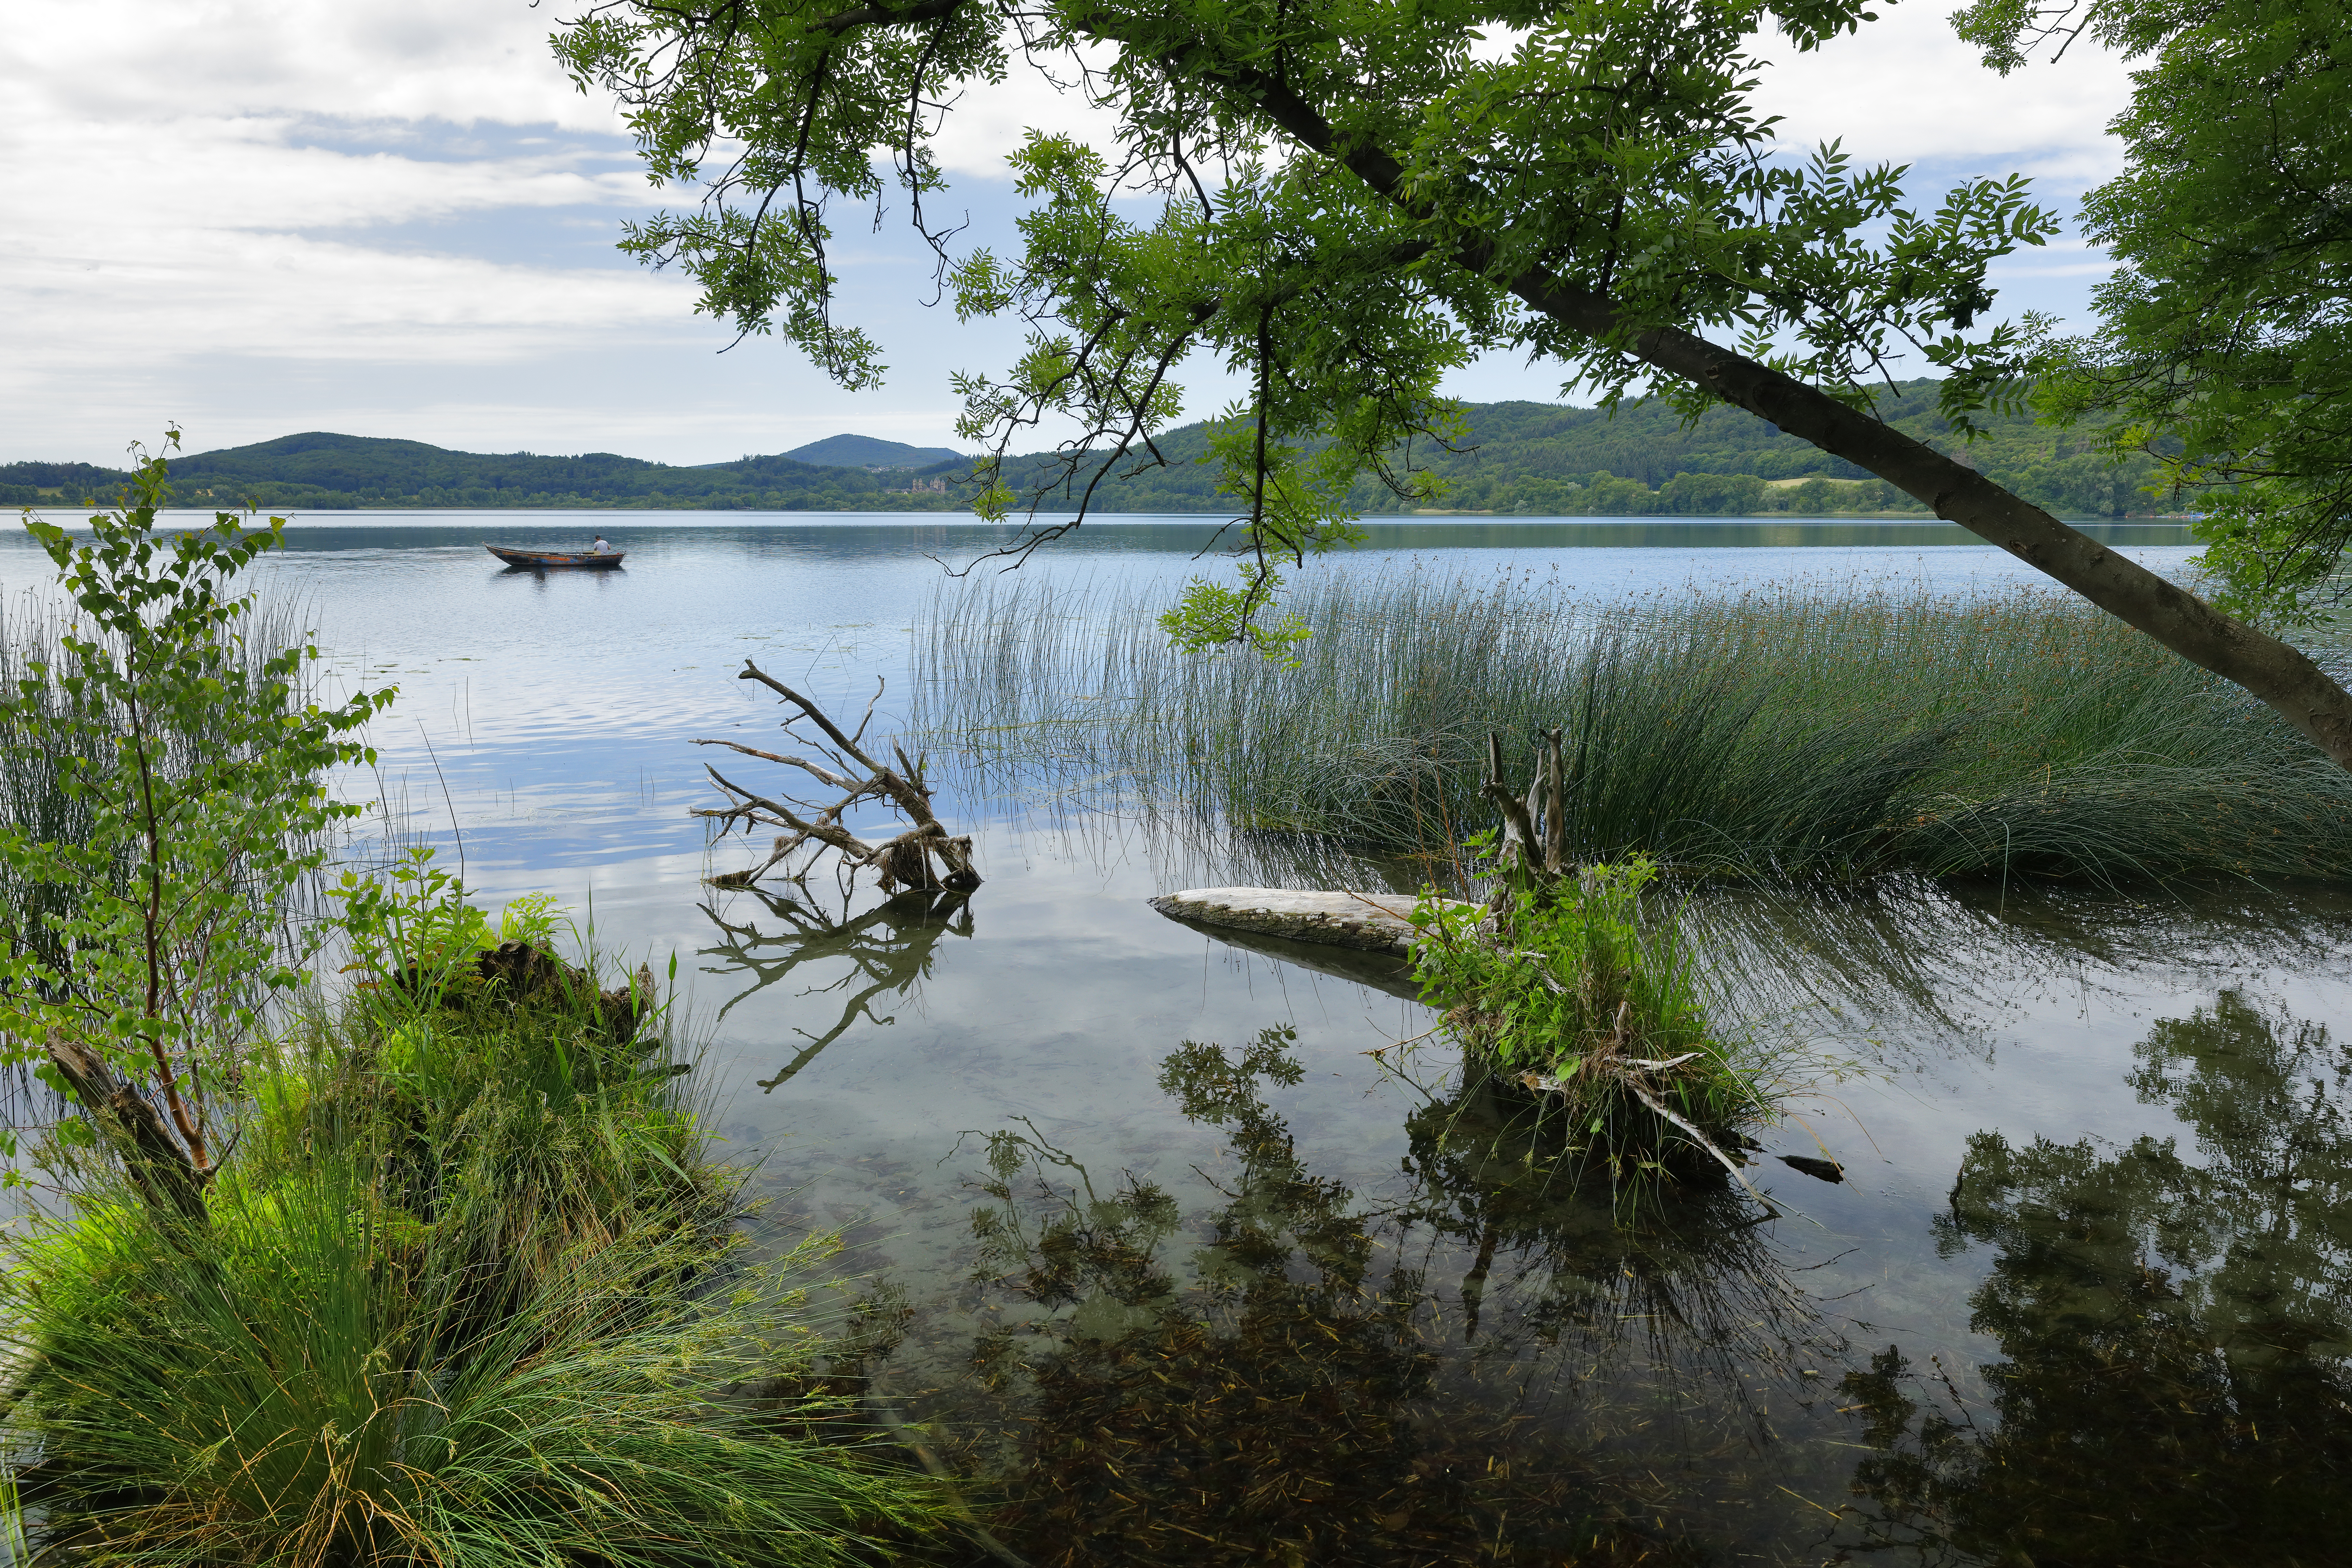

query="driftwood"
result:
[1478,727,1568,904]
[692,659,979,895]
[42,1032,207,1221]
[1147,887,1456,956]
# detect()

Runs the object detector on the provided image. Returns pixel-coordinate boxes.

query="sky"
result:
[1,1,2137,467]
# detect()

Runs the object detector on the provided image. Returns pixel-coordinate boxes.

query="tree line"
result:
[0,383,2163,518]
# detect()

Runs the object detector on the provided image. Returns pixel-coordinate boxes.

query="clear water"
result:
[7,511,2344,1565]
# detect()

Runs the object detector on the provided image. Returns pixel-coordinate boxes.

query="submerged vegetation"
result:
[937,1025,1735,1565]
[919,570,2352,885]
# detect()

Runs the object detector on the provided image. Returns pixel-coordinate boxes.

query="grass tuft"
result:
[1,911,949,1566]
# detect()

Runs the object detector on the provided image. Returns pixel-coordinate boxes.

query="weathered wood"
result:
[43,1032,207,1222]
[1147,887,1476,956]
[694,659,981,893]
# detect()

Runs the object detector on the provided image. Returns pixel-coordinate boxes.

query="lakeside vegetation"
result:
[1,382,2165,518]
[0,472,950,1563]
[917,571,2352,886]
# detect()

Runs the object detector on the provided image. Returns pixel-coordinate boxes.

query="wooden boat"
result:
[486,545,625,569]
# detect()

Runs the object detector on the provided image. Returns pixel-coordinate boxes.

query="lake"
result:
[6,510,2345,1564]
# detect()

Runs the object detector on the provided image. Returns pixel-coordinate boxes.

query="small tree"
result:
[0,433,393,1211]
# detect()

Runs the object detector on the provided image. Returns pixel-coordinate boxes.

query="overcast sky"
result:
[1,1,2135,466]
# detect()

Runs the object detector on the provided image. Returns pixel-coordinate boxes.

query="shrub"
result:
[1410,855,1763,1187]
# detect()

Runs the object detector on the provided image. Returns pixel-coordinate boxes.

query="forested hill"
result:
[0,383,2168,518]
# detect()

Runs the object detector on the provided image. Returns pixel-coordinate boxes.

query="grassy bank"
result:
[1,889,947,1565]
[917,572,2352,884]
[0,462,948,1565]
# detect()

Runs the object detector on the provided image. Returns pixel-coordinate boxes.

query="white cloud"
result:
[8,231,697,363]
[0,0,2138,465]
[3,0,619,132]
[1748,0,2134,174]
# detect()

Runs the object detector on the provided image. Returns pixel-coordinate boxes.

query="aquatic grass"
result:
[1,1158,939,1568]
[915,570,2352,884]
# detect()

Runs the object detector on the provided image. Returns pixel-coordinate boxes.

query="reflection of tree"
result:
[1841,990,2352,1563]
[936,1027,1745,1566]
[1395,1076,1818,1421]
[692,887,972,1089]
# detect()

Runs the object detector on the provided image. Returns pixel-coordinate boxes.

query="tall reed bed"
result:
[915,570,2352,883]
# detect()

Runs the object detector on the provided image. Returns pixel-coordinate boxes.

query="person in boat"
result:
[592,534,610,555]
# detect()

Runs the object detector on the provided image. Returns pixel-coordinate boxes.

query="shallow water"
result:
[6,510,2345,1565]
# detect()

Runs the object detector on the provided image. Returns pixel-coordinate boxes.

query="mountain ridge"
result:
[0,386,2165,519]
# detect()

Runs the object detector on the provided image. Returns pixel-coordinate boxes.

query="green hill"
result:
[0,385,2169,518]
[781,434,966,468]
[0,432,950,513]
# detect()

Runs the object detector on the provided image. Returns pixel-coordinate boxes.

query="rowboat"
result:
[486,545,625,569]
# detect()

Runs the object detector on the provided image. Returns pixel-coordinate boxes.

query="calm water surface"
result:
[6,511,2344,1565]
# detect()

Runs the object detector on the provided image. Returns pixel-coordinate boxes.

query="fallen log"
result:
[1146,887,1478,957]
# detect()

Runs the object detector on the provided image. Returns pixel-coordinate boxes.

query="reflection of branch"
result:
[693,885,973,1090]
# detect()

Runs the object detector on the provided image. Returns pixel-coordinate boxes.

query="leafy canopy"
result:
[558,0,2057,638]
[1957,0,2352,622]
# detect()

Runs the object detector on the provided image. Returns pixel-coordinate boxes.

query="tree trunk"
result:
[44,1032,207,1222]
[1214,63,2352,773]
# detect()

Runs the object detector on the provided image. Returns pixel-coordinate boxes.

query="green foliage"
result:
[1408,854,1757,1184]
[558,0,2065,636]
[1957,0,2352,620]
[1158,566,1313,664]
[920,572,2352,883]
[0,433,393,1179]
[1412,855,1707,1075]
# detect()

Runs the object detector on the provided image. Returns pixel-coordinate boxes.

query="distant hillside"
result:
[985,383,2164,519]
[782,433,966,469]
[0,431,960,513]
[0,385,2168,518]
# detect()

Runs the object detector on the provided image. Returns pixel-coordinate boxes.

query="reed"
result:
[916,570,2352,884]
[0,587,322,985]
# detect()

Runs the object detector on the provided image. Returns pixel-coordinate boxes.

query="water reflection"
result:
[1395,1077,1799,1379]
[920,1026,1852,1564]
[1843,990,2352,1562]
[692,886,972,1087]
